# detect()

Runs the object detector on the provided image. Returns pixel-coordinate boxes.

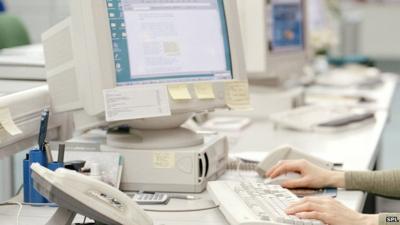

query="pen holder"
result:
[23,147,65,203]
[23,156,30,203]
[27,148,48,203]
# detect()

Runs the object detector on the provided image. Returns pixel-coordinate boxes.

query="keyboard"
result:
[269,105,375,132]
[208,180,324,225]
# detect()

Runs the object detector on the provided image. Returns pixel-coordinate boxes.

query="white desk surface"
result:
[0,74,397,225]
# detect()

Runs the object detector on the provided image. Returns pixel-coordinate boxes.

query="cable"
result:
[0,202,23,225]
[22,202,56,207]
[237,160,244,181]
[15,202,22,225]
[2,202,55,207]
[143,204,219,213]
[15,184,23,196]
[0,202,55,207]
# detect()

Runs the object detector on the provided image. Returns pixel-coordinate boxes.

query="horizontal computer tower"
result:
[101,135,229,193]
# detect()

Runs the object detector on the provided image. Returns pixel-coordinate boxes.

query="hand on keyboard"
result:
[265,160,345,189]
[208,181,326,225]
[286,196,378,225]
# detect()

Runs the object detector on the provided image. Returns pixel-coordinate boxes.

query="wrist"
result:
[326,170,345,188]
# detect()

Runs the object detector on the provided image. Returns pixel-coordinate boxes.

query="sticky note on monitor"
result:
[224,81,253,110]
[167,84,192,100]
[194,83,215,100]
[103,86,171,122]
[0,108,23,136]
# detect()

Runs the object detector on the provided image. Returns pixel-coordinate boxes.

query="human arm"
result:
[266,160,400,198]
[285,197,378,225]
[345,170,400,198]
[265,159,345,189]
[266,160,400,225]
[286,197,400,225]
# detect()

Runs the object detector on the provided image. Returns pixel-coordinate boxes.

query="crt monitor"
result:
[43,0,246,120]
[237,0,308,86]
[42,0,247,148]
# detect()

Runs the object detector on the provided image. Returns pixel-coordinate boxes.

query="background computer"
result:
[42,0,248,192]
[237,0,309,87]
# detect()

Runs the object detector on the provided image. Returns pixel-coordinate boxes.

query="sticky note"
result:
[224,81,253,110]
[194,83,215,100]
[167,84,192,100]
[103,86,171,122]
[0,108,22,136]
[153,152,175,169]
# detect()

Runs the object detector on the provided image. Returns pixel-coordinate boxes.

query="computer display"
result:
[43,0,246,117]
[268,0,305,53]
[42,0,247,194]
[106,0,233,86]
[236,0,308,85]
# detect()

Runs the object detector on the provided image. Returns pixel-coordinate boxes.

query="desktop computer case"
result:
[102,135,229,193]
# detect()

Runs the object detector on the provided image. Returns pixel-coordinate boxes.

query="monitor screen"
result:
[106,0,233,86]
[268,0,305,53]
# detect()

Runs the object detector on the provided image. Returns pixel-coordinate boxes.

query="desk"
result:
[0,74,397,225]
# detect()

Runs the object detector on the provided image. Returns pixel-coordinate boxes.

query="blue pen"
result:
[38,109,49,152]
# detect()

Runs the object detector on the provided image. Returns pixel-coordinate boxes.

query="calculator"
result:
[132,192,169,205]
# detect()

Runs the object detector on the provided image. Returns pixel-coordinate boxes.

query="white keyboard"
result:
[208,181,324,225]
[269,105,374,132]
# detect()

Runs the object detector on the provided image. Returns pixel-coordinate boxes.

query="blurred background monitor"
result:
[237,0,309,88]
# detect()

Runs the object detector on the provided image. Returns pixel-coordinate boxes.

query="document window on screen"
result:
[268,0,305,53]
[106,0,233,86]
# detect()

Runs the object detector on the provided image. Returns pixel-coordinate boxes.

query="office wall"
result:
[358,4,400,59]
[3,0,69,43]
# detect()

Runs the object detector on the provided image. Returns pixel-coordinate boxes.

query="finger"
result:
[281,178,309,189]
[295,211,328,222]
[286,202,323,215]
[265,160,284,177]
[287,196,327,208]
[269,160,304,178]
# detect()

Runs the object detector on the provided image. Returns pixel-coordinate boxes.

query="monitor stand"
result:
[106,127,204,149]
[106,113,204,149]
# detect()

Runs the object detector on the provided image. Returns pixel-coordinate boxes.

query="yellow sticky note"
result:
[0,108,22,136]
[194,83,215,100]
[224,81,253,110]
[168,84,192,100]
[153,152,176,169]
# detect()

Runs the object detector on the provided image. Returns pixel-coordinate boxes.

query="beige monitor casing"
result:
[237,0,310,86]
[42,0,248,119]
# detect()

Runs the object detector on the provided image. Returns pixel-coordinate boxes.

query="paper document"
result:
[153,152,176,169]
[103,86,171,122]
[194,83,215,99]
[224,81,252,110]
[0,108,23,136]
[167,84,192,100]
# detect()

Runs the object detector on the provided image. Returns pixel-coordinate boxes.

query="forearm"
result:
[345,170,400,198]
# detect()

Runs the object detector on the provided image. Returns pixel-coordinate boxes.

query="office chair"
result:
[0,13,30,49]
